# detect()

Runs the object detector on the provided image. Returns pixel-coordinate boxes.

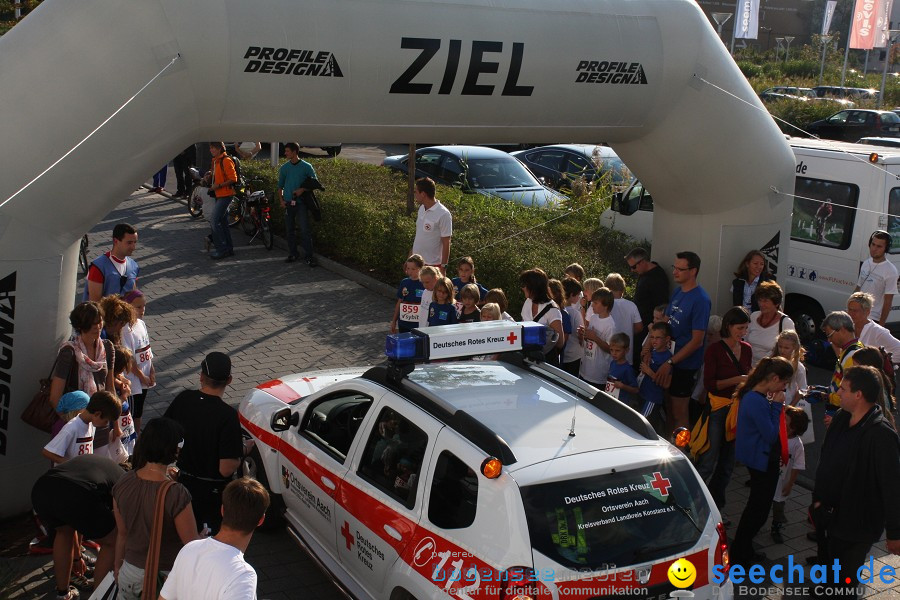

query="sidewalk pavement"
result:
[2,188,899,600]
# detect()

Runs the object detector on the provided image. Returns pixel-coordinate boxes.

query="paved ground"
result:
[2,162,900,599]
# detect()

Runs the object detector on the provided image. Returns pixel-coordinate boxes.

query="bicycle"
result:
[238,179,274,250]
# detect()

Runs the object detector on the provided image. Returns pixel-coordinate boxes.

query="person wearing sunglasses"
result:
[83,223,140,302]
[624,247,669,364]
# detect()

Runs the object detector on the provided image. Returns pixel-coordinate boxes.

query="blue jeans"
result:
[152,165,167,188]
[694,404,734,509]
[285,203,312,259]
[211,195,234,253]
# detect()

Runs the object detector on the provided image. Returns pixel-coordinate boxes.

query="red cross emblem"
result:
[649,471,672,496]
[507,332,518,345]
[340,521,354,551]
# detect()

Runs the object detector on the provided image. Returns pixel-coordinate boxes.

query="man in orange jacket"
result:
[208,142,238,259]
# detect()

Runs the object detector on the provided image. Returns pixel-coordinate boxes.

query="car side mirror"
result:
[611,192,622,212]
[270,407,300,432]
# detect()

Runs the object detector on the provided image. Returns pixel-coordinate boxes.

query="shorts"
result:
[131,391,147,420]
[31,475,115,540]
[669,368,699,398]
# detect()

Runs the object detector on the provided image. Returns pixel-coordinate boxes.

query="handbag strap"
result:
[720,340,747,375]
[142,479,175,600]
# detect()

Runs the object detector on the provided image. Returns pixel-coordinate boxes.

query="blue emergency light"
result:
[384,322,548,362]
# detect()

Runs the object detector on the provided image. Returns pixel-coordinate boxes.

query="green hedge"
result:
[242,159,640,313]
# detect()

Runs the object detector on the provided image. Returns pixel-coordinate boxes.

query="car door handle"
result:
[320,476,336,491]
[383,525,402,541]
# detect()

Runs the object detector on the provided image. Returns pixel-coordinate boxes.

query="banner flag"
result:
[822,0,837,35]
[875,0,894,47]
[735,0,760,39]
[849,0,885,49]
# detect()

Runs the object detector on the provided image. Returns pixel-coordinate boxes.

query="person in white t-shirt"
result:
[855,231,899,325]
[770,405,808,544]
[519,268,565,365]
[410,177,452,274]
[579,288,616,386]
[42,391,121,464]
[848,292,900,366]
[417,266,440,329]
[122,290,155,435]
[605,273,643,364]
[160,477,269,600]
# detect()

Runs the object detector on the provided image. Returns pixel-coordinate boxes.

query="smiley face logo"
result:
[667,558,696,589]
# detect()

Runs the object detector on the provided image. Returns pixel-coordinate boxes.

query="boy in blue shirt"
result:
[391,254,425,333]
[639,322,673,434]
[607,333,639,409]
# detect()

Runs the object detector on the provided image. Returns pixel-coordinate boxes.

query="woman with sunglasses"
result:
[112,418,200,600]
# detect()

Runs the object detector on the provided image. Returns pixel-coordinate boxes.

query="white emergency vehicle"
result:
[602,138,900,338]
[238,321,732,600]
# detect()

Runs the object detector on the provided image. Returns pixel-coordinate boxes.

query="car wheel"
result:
[786,297,825,344]
[242,445,285,531]
[324,146,341,157]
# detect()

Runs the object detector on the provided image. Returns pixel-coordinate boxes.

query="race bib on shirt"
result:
[135,344,153,366]
[584,339,596,360]
[119,411,136,445]
[75,435,94,456]
[399,302,420,323]
[604,378,621,399]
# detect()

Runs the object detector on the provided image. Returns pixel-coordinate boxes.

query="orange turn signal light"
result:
[673,427,691,448]
[870,152,880,163]
[481,457,502,479]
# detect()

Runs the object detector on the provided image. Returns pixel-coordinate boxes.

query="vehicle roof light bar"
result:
[384,321,548,362]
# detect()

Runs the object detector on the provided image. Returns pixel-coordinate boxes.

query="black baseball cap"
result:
[201,352,231,381]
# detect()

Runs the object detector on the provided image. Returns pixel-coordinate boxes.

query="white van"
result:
[602,137,900,339]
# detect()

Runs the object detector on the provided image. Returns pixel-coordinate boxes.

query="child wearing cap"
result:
[43,391,122,464]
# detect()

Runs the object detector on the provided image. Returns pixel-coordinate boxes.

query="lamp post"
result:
[818,34,833,85]
[784,36,795,62]
[879,30,900,109]
[712,12,733,46]
[775,37,785,61]
[760,26,773,51]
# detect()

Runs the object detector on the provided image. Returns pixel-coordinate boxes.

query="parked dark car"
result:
[805,109,900,142]
[761,86,817,98]
[812,85,879,101]
[382,145,567,206]
[857,136,900,147]
[510,144,631,190]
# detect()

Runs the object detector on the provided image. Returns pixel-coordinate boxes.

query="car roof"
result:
[416,145,518,159]
[858,137,900,146]
[401,361,660,470]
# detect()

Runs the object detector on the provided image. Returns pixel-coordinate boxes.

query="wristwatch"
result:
[666,358,675,366]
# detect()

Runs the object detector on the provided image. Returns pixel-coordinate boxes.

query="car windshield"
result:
[519,457,710,570]
[463,157,541,189]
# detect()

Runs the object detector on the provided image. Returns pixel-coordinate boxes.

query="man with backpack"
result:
[207,142,238,260]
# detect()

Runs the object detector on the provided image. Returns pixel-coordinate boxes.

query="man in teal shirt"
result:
[278,142,318,265]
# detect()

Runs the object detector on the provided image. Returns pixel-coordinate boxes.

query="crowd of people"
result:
[395,180,900,599]
[29,222,260,600]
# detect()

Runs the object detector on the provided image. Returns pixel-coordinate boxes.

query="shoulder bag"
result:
[21,347,78,433]
[720,341,747,442]
[141,479,175,600]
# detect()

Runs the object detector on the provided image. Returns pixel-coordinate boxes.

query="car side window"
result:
[528,150,563,171]
[887,188,900,253]
[440,155,466,188]
[565,154,593,178]
[790,176,860,249]
[428,451,478,529]
[416,152,444,178]
[828,111,849,124]
[639,187,654,212]
[358,407,429,508]
[300,393,373,463]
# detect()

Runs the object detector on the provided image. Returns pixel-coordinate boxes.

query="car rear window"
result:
[881,112,900,124]
[519,458,710,570]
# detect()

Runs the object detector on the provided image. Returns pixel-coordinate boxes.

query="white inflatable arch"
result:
[0,0,794,515]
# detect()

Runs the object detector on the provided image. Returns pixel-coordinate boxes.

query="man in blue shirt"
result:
[656,251,711,430]
[278,142,318,266]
